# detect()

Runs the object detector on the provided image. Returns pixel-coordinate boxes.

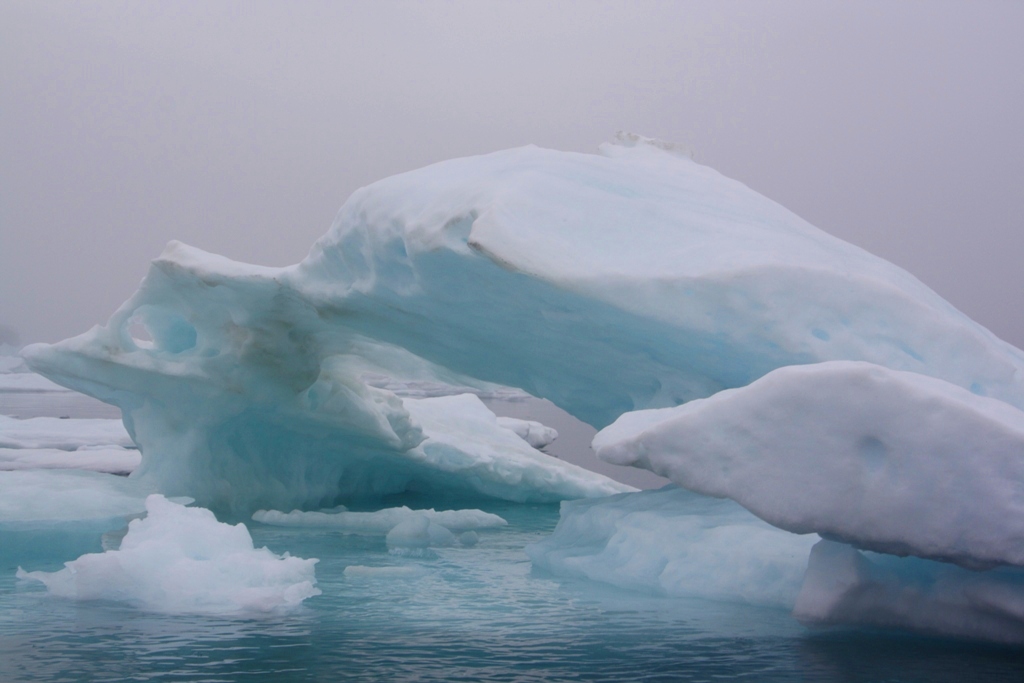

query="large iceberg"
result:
[23,134,1024,514]
[17,135,1024,641]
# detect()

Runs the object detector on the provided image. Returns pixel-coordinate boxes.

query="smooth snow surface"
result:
[23,136,1024,514]
[595,361,1024,569]
[795,540,1024,644]
[17,495,320,614]
[527,486,817,608]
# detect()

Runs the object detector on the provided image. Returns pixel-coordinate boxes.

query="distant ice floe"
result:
[253,505,506,534]
[0,469,152,525]
[18,495,320,614]
[254,502,506,554]
[0,415,138,474]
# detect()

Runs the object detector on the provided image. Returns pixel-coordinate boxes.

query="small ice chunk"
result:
[17,495,319,614]
[458,531,479,547]
[385,515,455,550]
[496,416,558,449]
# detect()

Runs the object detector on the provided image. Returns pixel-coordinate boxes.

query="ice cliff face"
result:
[22,134,1024,601]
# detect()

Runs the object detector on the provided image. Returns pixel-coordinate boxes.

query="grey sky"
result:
[2,1,1022,347]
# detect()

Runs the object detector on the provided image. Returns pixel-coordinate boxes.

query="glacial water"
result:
[3,393,1024,681]
[3,497,1024,682]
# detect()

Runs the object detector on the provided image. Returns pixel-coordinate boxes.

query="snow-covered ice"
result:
[527,486,817,608]
[17,494,320,614]
[594,361,1024,569]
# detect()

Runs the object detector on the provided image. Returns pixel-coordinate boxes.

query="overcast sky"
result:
[2,1,1022,348]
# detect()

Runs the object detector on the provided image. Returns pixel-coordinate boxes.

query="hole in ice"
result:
[128,320,154,349]
[125,306,197,354]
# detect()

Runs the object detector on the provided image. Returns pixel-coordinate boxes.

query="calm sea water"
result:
[3,389,1024,681]
[3,500,1024,682]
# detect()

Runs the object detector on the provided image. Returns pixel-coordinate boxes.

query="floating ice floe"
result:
[18,494,320,614]
[527,486,817,608]
[0,415,139,474]
[0,415,132,450]
[594,361,1024,569]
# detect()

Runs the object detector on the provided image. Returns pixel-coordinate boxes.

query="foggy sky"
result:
[2,1,1022,347]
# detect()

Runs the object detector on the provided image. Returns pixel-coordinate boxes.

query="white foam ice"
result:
[17,494,320,614]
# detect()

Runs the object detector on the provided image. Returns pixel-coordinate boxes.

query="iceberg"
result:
[17,494,320,614]
[593,361,1024,569]
[22,136,1024,514]
[16,134,1024,642]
